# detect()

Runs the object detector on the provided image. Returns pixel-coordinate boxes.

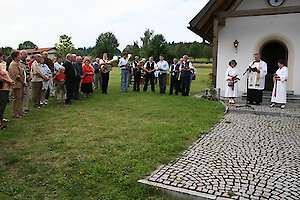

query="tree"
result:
[18,41,38,50]
[92,32,119,58]
[174,43,188,58]
[140,29,154,58]
[189,42,202,60]
[148,34,168,61]
[55,34,76,57]
[202,45,213,60]
[123,41,140,56]
[77,47,94,56]
[0,47,13,58]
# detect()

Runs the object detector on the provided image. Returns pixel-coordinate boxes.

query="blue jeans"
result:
[121,70,130,92]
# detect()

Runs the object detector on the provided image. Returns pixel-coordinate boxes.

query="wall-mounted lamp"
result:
[233,39,239,53]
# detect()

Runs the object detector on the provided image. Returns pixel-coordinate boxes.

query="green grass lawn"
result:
[0,68,224,200]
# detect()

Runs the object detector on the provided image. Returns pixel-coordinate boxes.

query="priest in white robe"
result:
[271,60,288,109]
[246,53,268,105]
[225,60,239,104]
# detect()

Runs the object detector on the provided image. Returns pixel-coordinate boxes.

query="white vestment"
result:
[271,66,288,104]
[225,67,239,98]
[247,60,268,90]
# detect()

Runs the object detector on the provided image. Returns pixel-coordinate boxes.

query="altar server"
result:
[225,60,239,104]
[270,60,288,109]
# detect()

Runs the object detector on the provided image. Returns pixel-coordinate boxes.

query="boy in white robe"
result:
[225,60,239,104]
[270,60,288,109]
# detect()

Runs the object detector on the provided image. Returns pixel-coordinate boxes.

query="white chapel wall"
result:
[216,13,300,96]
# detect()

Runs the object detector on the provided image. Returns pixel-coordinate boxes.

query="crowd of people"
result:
[224,53,288,109]
[0,48,290,130]
[0,50,197,130]
[118,53,197,95]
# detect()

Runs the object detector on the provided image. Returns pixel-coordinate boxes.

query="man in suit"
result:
[74,55,83,100]
[169,58,181,95]
[63,54,77,105]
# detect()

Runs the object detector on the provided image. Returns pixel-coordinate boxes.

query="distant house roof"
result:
[188,0,236,43]
[25,47,56,54]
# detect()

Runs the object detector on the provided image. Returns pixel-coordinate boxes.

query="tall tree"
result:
[148,34,168,61]
[123,41,140,56]
[92,32,119,58]
[140,29,154,58]
[54,34,76,57]
[189,42,202,60]
[18,41,38,50]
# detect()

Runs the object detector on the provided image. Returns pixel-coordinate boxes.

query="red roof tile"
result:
[25,47,56,54]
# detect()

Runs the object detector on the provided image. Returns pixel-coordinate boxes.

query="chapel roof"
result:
[188,0,236,43]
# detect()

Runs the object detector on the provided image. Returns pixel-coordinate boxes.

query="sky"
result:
[0,0,209,51]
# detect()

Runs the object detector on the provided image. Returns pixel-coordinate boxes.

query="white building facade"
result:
[189,0,300,96]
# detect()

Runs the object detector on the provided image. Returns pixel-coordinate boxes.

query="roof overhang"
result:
[188,0,236,43]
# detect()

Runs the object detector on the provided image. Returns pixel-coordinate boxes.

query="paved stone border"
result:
[138,179,213,200]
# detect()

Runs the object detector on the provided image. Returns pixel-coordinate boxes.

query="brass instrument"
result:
[101,56,119,73]
[139,58,146,66]
[125,54,135,69]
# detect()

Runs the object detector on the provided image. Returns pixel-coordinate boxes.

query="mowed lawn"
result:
[0,67,224,200]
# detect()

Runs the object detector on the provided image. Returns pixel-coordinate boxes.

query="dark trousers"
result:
[101,72,109,94]
[158,73,167,94]
[31,81,42,106]
[181,76,190,96]
[247,89,263,104]
[143,74,155,92]
[66,81,75,104]
[133,75,141,91]
[169,75,180,95]
[74,77,81,99]
[0,90,9,120]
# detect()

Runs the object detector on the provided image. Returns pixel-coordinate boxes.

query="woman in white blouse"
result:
[225,60,240,104]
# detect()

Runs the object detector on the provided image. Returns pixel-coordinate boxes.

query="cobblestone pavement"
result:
[139,112,300,199]
[225,102,300,118]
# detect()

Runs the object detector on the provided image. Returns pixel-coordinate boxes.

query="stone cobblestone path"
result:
[139,106,300,199]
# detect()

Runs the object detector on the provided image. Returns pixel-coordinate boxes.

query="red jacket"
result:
[81,64,94,83]
[53,73,65,82]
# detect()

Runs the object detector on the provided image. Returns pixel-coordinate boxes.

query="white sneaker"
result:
[281,104,286,109]
[270,103,276,107]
